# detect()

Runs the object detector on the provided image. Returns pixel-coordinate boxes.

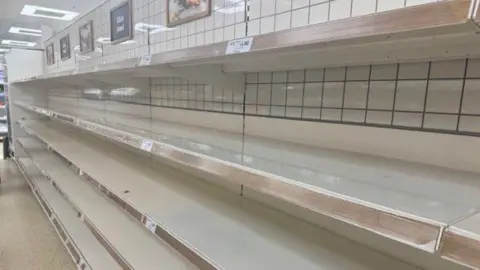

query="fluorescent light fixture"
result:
[97,37,136,45]
[121,40,136,45]
[9,26,42,37]
[75,53,91,60]
[134,23,174,34]
[96,37,111,44]
[84,88,102,95]
[110,87,139,96]
[21,5,79,21]
[1,39,37,47]
[0,48,10,53]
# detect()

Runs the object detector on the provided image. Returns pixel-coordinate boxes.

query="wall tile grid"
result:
[244,59,480,134]
[150,78,245,113]
[47,58,480,136]
[44,0,444,73]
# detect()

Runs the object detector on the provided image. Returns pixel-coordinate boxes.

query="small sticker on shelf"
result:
[138,55,152,66]
[140,139,154,152]
[225,37,254,55]
[145,216,157,233]
[79,170,84,176]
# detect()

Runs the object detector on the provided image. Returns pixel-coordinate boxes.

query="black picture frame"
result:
[110,0,133,45]
[167,0,212,27]
[60,35,71,60]
[46,43,55,66]
[79,21,94,53]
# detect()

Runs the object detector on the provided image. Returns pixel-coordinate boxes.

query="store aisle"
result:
[0,156,75,270]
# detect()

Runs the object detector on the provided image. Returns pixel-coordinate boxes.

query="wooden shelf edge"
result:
[440,227,480,269]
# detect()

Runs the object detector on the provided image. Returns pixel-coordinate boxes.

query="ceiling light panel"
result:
[134,23,174,34]
[21,5,79,21]
[1,40,37,47]
[9,27,42,37]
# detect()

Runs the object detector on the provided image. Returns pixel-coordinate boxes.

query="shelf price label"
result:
[145,216,157,233]
[140,139,154,152]
[138,55,152,66]
[225,37,254,55]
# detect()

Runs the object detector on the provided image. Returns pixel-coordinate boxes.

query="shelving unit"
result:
[15,100,480,270]
[16,136,197,270]
[16,119,424,270]
[7,0,480,269]
[14,154,122,270]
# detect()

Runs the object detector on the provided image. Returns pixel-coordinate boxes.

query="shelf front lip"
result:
[17,102,448,252]
[11,0,474,84]
[13,157,92,270]
[15,139,141,270]
[440,227,480,269]
[16,128,219,270]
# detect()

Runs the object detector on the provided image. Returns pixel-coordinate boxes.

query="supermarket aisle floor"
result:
[0,156,75,270]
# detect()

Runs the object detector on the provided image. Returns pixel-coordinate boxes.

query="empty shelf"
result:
[15,156,122,270]
[11,0,475,84]
[17,102,480,255]
[19,119,420,270]
[17,137,197,270]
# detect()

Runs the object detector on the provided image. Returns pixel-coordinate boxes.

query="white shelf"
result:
[16,136,197,270]
[15,156,122,270]
[10,0,478,86]
[18,119,420,270]
[17,102,480,254]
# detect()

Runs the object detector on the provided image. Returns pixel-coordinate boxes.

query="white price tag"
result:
[138,55,152,66]
[145,217,157,233]
[79,170,84,176]
[140,139,154,152]
[225,37,254,55]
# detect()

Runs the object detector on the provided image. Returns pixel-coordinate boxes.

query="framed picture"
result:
[110,0,133,44]
[167,0,211,27]
[79,21,94,53]
[46,43,55,66]
[60,35,71,60]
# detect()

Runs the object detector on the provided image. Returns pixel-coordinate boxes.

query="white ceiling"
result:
[0,0,103,49]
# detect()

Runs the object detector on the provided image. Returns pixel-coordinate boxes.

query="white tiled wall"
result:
[247,0,441,35]
[151,0,247,53]
[44,0,445,73]
[45,0,246,72]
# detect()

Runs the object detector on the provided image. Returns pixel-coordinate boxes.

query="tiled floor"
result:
[0,157,75,270]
